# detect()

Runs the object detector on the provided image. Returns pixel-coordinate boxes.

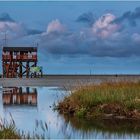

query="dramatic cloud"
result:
[0,13,42,41]
[38,26,140,58]
[46,19,66,34]
[92,13,121,39]
[76,12,95,26]
[113,7,140,26]
[3,11,140,58]
[37,12,140,58]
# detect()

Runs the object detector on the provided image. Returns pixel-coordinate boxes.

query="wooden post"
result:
[19,87,22,94]
[34,62,37,77]
[26,62,29,78]
[2,62,5,78]
[19,62,22,78]
[26,87,29,94]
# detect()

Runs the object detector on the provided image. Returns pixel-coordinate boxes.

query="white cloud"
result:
[0,14,42,41]
[92,13,120,39]
[132,33,140,43]
[0,21,27,40]
[46,19,66,34]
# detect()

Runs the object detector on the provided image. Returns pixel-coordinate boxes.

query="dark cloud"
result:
[0,13,43,37]
[39,30,140,58]
[113,7,140,26]
[76,12,95,26]
[27,29,43,35]
[0,13,15,22]
[4,11,140,58]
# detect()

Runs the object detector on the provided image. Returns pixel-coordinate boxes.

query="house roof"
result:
[3,47,37,52]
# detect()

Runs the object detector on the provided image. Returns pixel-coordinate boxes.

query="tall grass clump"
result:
[0,117,20,139]
[0,116,47,139]
[58,81,140,119]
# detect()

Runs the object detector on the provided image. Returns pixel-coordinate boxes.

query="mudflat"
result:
[0,75,140,87]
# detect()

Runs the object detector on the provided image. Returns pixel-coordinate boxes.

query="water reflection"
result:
[59,114,140,139]
[1,86,140,139]
[2,87,37,106]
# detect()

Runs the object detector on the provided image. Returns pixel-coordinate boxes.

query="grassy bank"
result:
[58,82,140,120]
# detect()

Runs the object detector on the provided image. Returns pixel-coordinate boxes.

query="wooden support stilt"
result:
[19,62,22,78]
[26,62,29,78]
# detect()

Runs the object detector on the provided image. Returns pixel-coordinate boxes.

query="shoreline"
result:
[0,74,140,87]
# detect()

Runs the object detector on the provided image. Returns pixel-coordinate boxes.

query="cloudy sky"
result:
[0,1,140,74]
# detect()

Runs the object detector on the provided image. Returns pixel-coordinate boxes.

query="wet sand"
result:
[0,75,140,87]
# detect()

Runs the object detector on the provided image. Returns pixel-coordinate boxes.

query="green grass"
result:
[0,118,20,139]
[58,81,140,119]
[0,124,20,138]
[0,117,46,139]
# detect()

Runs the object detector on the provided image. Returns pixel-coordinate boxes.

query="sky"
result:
[0,1,140,74]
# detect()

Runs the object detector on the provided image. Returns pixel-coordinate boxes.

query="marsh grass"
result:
[0,116,48,139]
[73,82,140,108]
[0,118,20,139]
[58,81,140,119]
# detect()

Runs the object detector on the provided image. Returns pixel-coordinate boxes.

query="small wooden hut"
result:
[2,47,37,78]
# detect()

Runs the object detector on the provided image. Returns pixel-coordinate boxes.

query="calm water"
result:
[0,86,140,139]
